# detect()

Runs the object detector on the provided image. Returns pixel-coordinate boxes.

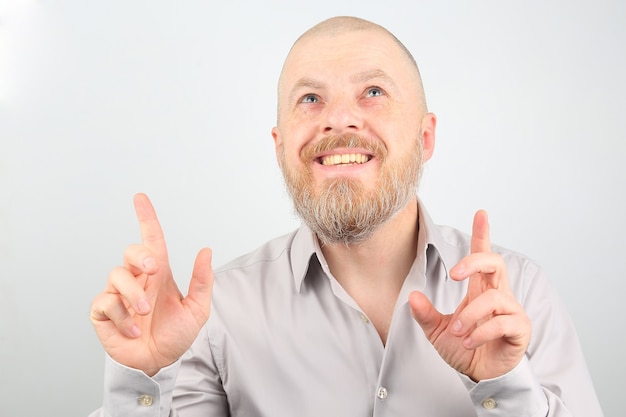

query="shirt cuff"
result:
[459,357,548,417]
[102,354,181,417]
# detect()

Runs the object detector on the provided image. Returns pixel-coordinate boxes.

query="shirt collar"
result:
[290,223,318,292]
[289,199,460,292]
[417,201,450,280]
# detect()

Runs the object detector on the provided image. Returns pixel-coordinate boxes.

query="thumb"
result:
[409,291,442,334]
[185,247,214,320]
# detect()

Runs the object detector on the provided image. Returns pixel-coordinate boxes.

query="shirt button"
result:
[377,386,388,399]
[137,394,154,407]
[359,313,370,323]
[482,398,497,410]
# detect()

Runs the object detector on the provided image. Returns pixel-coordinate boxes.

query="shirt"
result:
[90,202,603,417]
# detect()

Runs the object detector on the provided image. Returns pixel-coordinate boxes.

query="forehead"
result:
[280,29,418,92]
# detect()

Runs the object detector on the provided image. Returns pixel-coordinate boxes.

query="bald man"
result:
[89,17,603,416]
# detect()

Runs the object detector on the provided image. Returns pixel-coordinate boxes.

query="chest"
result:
[210,293,475,417]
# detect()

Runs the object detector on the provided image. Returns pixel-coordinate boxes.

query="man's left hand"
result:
[409,210,531,381]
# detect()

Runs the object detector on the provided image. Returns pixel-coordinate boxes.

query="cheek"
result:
[282,139,301,161]
[278,139,308,174]
[278,124,317,161]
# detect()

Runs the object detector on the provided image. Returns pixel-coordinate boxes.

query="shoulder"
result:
[215,230,297,276]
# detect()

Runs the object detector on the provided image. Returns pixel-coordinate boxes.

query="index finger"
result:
[471,210,491,254]
[133,193,169,262]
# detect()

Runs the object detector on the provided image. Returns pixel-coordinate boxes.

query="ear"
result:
[271,126,283,167]
[420,112,437,162]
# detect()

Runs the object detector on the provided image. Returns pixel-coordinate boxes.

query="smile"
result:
[320,153,372,166]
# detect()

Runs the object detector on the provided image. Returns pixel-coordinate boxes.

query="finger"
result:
[184,247,214,322]
[409,291,445,339]
[90,292,141,338]
[452,288,521,337]
[449,252,505,284]
[462,313,530,350]
[123,244,160,276]
[471,210,491,254]
[105,266,151,315]
[133,193,169,263]
[449,211,496,302]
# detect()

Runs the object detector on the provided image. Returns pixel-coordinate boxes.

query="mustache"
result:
[300,133,388,161]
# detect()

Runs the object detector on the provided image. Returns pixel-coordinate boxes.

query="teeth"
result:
[321,153,370,166]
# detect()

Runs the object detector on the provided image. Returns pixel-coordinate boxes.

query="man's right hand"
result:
[90,193,214,376]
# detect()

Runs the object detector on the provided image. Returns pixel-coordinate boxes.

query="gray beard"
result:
[284,149,423,246]
[293,177,416,246]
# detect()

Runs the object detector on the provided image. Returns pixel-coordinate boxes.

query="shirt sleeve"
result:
[459,357,548,417]
[88,324,229,417]
[523,263,604,416]
[94,354,181,417]
[459,258,604,417]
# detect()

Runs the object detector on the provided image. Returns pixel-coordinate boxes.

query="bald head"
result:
[277,16,427,120]
[294,16,421,75]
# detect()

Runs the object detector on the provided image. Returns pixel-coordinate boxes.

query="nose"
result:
[322,96,363,134]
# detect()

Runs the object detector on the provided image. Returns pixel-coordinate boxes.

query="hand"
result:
[409,210,531,381]
[90,193,214,376]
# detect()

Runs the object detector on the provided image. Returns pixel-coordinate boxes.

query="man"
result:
[89,16,603,416]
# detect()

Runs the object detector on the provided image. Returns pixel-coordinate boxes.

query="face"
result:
[272,28,436,245]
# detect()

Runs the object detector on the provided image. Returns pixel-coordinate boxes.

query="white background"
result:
[1,0,623,415]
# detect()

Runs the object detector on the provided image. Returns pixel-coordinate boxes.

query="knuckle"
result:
[108,298,133,324]
[108,265,129,280]
[107,267,130,291]
[90,293,118,322]
[89,300,106,323]
[105,270,146,310]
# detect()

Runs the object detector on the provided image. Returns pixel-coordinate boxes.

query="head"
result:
[272,16,436,245]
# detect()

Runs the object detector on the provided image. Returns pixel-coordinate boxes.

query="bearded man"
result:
[89,16,603,417]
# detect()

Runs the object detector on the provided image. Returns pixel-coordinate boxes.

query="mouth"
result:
[319,152,373,166]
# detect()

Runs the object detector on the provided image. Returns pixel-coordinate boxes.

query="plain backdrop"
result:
[1,0,624,415]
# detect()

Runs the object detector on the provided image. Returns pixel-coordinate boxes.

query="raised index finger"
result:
[466,210,510,292]
[464,210,494,298]
[471,210,491,254]
[133,193,169,262]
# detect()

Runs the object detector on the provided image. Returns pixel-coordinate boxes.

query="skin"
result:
[273,28,432,191]
[90,17,531,382]
[410,210,531,381]
[272,24,436,344]
[90,193,213,376]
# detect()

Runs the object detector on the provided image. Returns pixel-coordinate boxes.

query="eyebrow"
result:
[287,78,325,105]
[287,69,397,105]
[350,69,396,88]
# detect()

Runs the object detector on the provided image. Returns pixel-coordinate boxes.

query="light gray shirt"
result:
[91,204,603,416]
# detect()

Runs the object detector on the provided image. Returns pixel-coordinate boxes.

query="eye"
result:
[300,94,319,104]
[366,87,384,98]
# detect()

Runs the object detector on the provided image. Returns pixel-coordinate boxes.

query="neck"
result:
[318,198,419,344]
[320,198,419,282]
